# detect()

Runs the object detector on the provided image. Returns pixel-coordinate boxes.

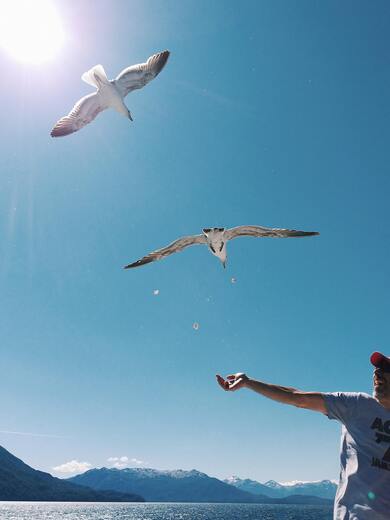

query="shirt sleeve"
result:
[323,392,360,424]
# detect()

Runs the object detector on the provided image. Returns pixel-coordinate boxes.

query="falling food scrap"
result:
[153,289,159,296]
[193,322,199,331]
[231,277,237,284]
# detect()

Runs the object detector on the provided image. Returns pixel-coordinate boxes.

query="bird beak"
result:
[128,111,133,121]
[222,261,226,269]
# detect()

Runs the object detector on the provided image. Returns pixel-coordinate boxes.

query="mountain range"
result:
[224,475,337,499]
[0,446,143,502]
[69,467,334,504]
[70,467,263,503]
[0,444,335,504]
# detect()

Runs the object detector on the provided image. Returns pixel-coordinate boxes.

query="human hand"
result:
[216,373,249,391]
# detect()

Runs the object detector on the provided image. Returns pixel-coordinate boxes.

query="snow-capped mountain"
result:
[225,476,337,499]
[69,467,333,504]
[69,467,268,503]
[224,476,280,497]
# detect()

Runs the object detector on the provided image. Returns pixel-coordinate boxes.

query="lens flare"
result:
[0,0,65,64]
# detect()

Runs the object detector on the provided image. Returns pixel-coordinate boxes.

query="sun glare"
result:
[0,0,65,64]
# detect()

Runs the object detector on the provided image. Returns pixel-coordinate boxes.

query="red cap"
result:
[370,351,390,369]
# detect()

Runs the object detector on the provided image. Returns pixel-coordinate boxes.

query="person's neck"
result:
[377,396,390,410]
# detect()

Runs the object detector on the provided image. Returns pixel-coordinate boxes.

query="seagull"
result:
[51,50,170,137]
[124,225,319,270]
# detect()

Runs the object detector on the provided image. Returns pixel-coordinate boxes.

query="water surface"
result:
[0,502,333,520]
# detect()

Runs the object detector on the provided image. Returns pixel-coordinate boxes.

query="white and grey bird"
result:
[51,50,170,137]
[124,225,319,270]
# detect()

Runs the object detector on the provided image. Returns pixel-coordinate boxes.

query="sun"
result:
[0,0,65,64]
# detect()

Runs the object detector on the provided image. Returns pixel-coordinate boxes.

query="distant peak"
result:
[278,479,338,487]
[264,480,283,488]
[225,475,241,483]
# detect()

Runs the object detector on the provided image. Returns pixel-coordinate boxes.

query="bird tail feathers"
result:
[81,64,109,88]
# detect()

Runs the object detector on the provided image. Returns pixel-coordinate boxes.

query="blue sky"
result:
[0,0,390,484]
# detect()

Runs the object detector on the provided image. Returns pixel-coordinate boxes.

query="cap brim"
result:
[370,351,390,369]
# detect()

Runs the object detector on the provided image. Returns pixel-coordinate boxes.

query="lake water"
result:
[0,502,333,519]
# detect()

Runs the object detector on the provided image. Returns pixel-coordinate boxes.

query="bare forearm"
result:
[216,372,326,413]
[244,377,326,413]
[244,378,300,404]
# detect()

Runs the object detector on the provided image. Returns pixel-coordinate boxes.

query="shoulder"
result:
[354,392,375,403]
[323,392,370,422]
[324,391,364,402]
[353,392,385,411]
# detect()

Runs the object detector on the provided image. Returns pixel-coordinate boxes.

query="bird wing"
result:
[51,93,107,137]
[115,50,170,97]
[124,234,206,269]
[224,225,319,240]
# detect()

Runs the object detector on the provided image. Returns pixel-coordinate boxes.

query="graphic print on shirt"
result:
[371,417,390,470]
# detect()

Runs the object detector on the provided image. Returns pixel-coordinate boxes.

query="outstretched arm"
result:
[216,373,326,414]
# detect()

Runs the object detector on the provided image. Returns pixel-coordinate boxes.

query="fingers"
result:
[216,374,225,386]
[216,373,245,391]
[216,374,229,390]
[227,372,245,379]
[229,377,244,390]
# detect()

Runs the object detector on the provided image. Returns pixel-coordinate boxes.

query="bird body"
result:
[83,65,131,118]
[124,225,319,270]
[103,81,131,119]
[51,50,170,137]
[203,228,227,267]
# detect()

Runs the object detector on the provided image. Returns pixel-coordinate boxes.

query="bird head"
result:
[202,227,225,236]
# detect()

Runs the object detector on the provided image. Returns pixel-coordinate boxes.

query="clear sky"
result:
[0,0,390,484]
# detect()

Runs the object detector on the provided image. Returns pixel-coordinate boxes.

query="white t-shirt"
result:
[324,392,390,520]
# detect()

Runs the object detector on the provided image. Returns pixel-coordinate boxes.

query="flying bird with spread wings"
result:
[124,225,319,270]
[51,50,170,137]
